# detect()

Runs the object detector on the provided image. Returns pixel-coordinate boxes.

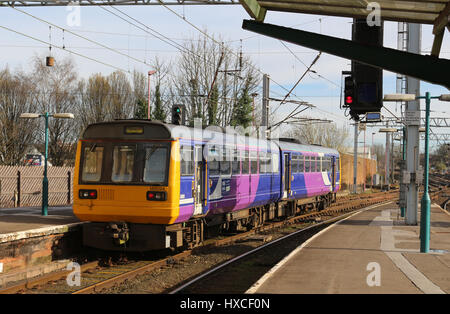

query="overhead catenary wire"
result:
[271,52,322,117]
[9,6,152,68]
[0,24,130,73]
[155,0,306,101]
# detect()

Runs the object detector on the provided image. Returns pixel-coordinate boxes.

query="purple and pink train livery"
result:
[171,124,341,224]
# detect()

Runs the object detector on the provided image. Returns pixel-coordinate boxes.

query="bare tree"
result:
[30,55,78,166]
[106,71,133,120]
[285,120,350,151]
[0,67,38,165]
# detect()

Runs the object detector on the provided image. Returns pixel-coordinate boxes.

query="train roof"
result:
[276,140,339,156]
[81,120,338,155]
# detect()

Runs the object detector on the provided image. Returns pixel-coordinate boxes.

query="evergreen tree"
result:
[208,85,219,126]
[134,98,148,119]
[231,77,253,128]
[152,84,166,122]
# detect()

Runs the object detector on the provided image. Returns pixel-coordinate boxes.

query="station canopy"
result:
[240,0,450,29]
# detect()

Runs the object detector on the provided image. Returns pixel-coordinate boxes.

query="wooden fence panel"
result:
[0,166,74,208]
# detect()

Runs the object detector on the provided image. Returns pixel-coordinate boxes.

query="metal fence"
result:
[0,166,74,208]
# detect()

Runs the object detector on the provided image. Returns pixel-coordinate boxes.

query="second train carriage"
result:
[73,120,340,251]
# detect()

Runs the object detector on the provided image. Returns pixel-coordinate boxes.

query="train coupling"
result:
[107,222,130,246]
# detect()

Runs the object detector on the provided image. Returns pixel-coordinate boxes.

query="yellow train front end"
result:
[72,120,183,251]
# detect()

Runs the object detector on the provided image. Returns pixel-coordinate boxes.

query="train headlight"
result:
[146,191,166,201]
[79,189,97,199]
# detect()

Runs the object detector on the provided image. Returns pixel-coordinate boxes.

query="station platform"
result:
[247,202,450,294]
[0,206,80,236]
[0,206,84,288]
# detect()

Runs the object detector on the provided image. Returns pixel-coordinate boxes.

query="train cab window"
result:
[181,145,194,176]
[305,156,310,172]
[250,150,258,174]
[336,158,339,171]
[232,148,240,175]
[81,145,104,182]
[291,154,298,173]
[299,155,304,173]
[143,145,168,184]
[112,145,135,182]
[242,150,249,174]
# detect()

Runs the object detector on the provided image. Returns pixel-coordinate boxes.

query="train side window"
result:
[208,145,220,176]
[272,153,279,173]
[325,157,330,172]
[81,146,104,182]
[291,154,298,173]
[242,150,249,174]
[232,148,240,175]
[312,156,316,172]
[180,145,194,176]
[299,155,304,173]
[318,157,322,172]
[250,150,258,174]
[112,145,135,182]
[220,146,231,175]
[258,151,265,174]
[336,157,339,171]
[305,156,310,172]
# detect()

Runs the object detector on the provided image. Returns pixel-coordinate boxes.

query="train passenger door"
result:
[283,153,291,198]
[193,145,204,216]
[331,157,336,192]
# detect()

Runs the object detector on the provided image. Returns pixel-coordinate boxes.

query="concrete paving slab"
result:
[247,202,450,294]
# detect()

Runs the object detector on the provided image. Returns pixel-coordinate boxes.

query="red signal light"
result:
[345,96,353,104]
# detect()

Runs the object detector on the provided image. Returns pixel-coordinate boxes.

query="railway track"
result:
[0,189,407,294]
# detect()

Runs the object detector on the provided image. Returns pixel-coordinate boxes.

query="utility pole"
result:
[385,121,390,190]
[262,74,270,138]
[353,121,359,194]
[405,23,421,225]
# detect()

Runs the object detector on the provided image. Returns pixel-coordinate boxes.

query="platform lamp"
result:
[384,93,450,253]
[147,70,157,120]
[20,112,74,216]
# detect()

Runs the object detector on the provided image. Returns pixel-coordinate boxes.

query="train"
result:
[73,120,341,251]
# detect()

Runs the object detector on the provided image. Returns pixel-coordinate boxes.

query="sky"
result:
[0,3,449,152]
